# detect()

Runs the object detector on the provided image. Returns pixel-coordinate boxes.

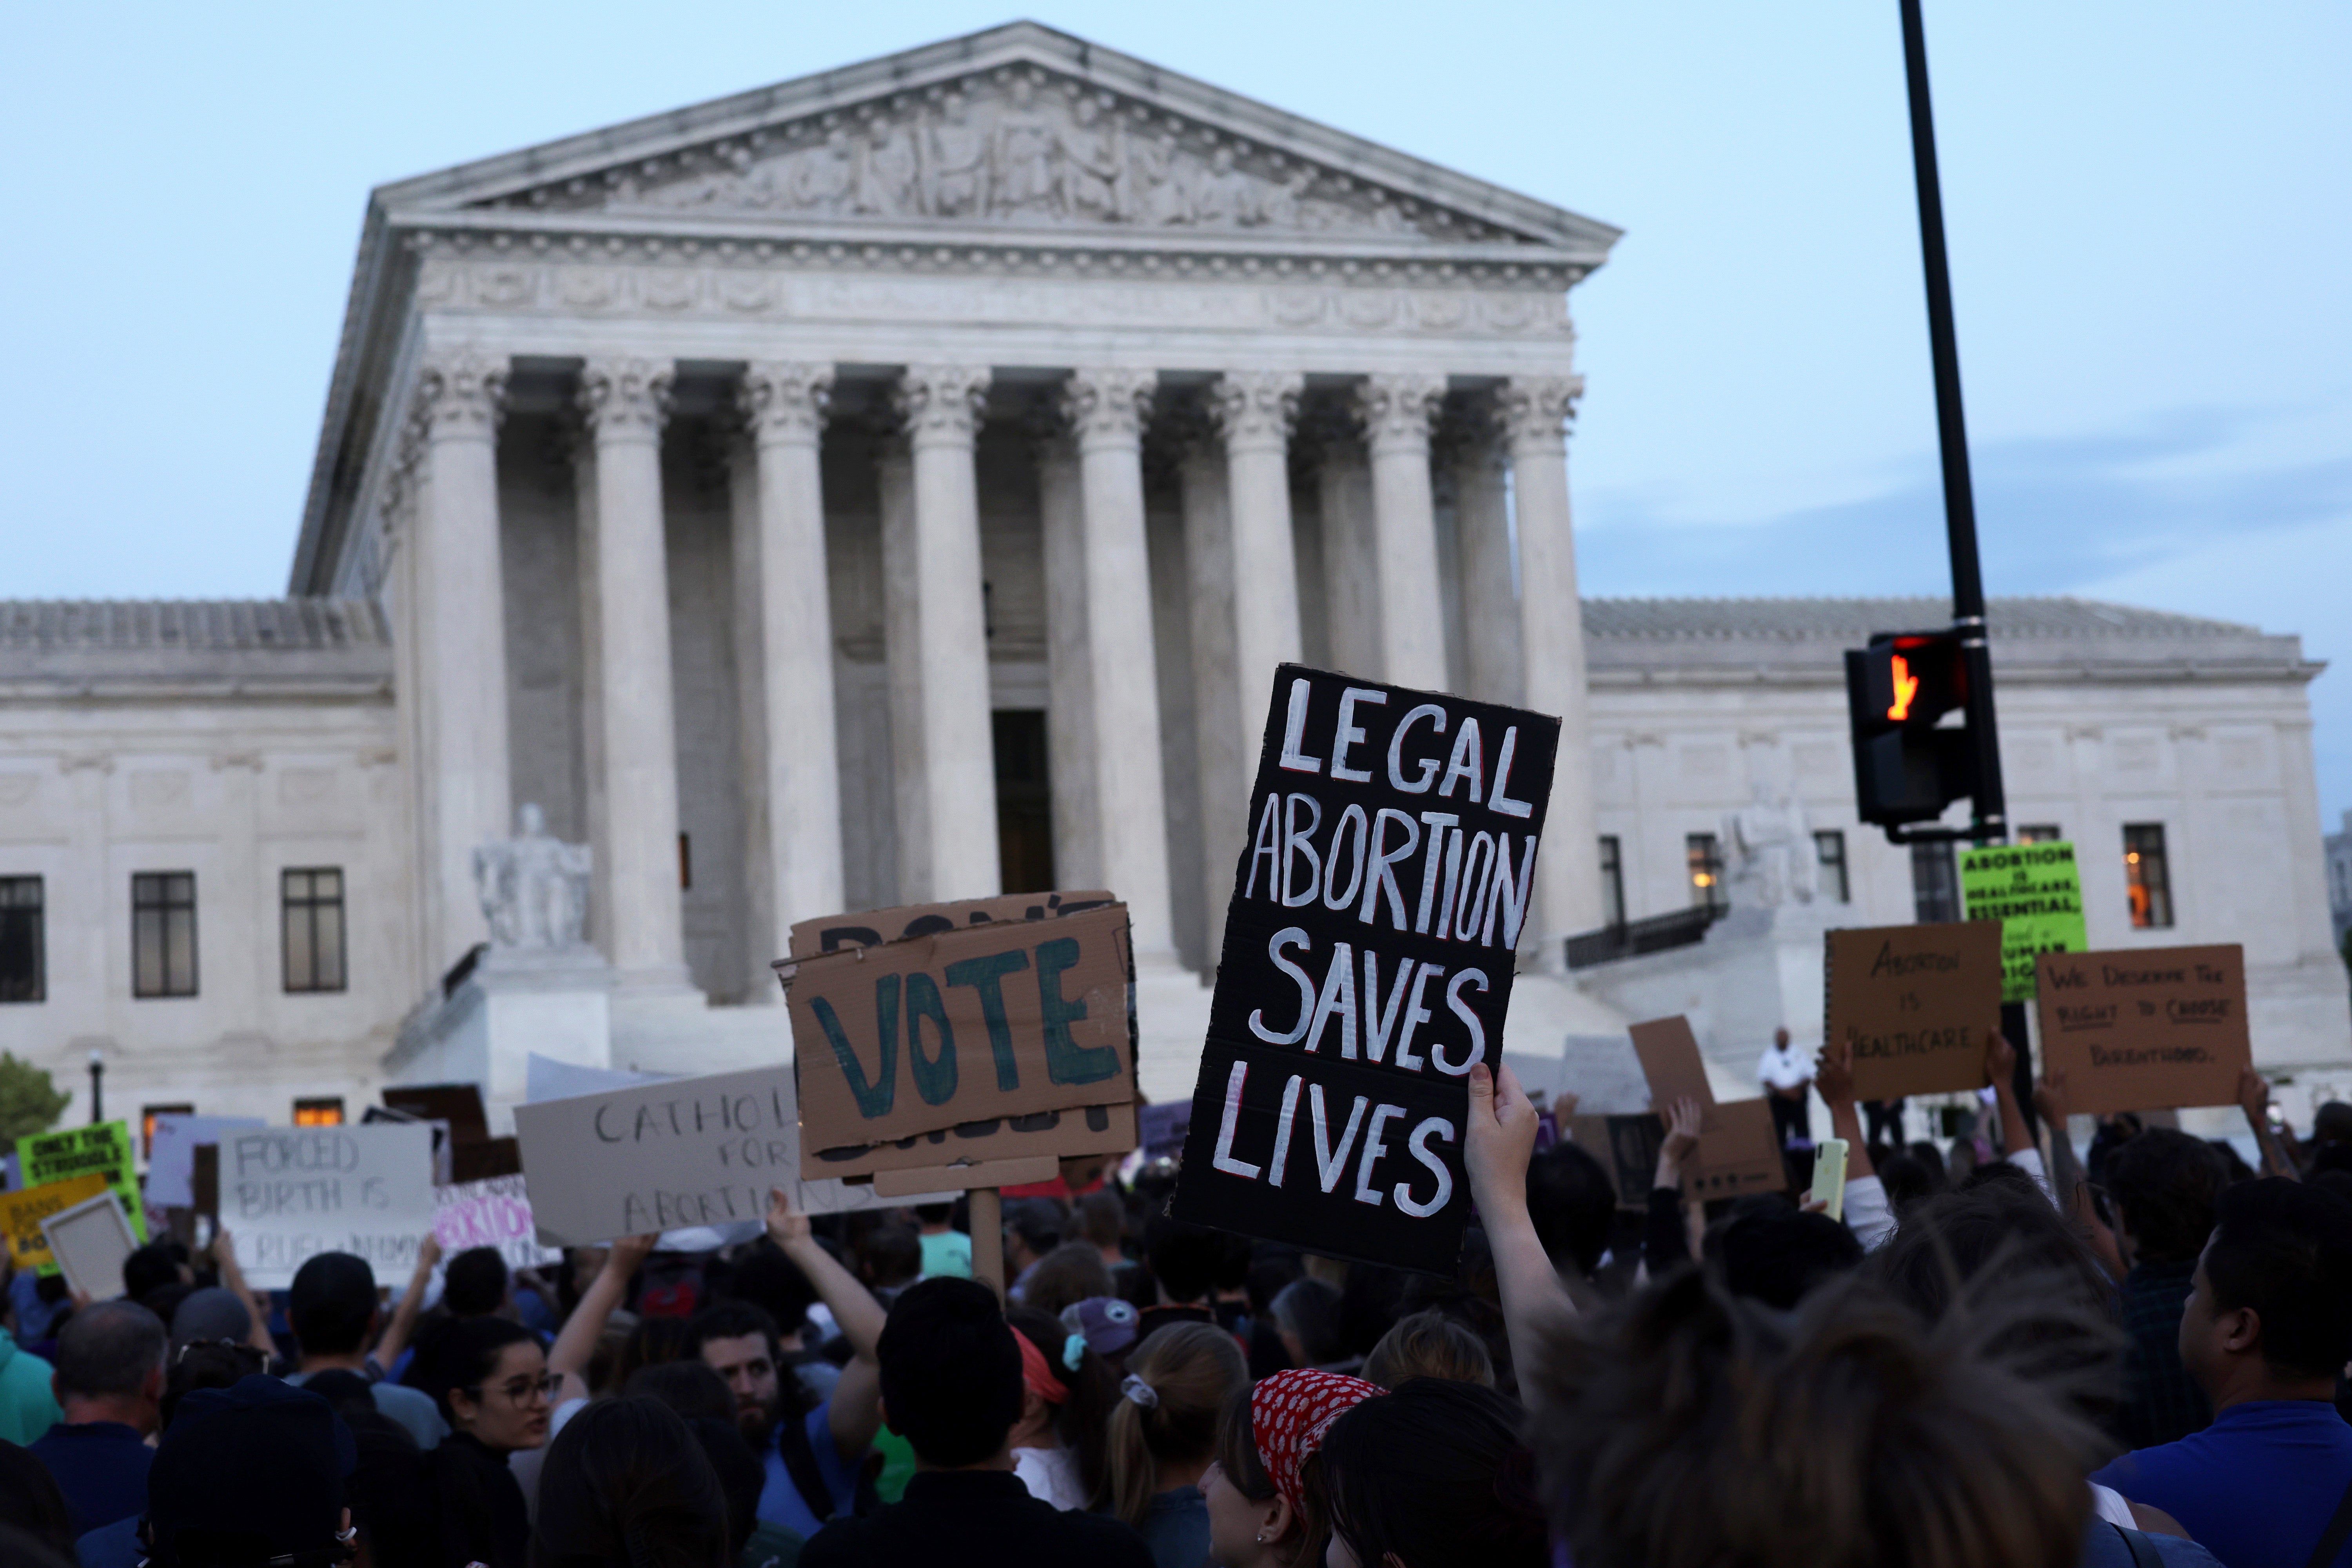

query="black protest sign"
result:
[1172,664,1561,1272]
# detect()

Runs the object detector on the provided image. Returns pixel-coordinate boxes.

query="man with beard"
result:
[691,1190,888,1540]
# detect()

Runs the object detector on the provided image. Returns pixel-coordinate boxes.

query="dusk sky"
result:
[5,2,2347,818]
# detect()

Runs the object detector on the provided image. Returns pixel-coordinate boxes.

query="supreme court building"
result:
[3,25,2345,1131]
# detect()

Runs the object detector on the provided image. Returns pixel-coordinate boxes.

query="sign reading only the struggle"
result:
[1171,665,1561,1275]
[1827,922,2004,1101]
[17,1122,145,1245]
[2035,944,2251,1114]
[1960,841,2089,1002]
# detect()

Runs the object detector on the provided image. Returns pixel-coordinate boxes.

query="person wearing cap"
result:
[121,1374,356,1568]
[1060,1296,1141,1373]
[1202,1368,1381,1568]
[283,1253,449,1450]
[26,1301,165,1535]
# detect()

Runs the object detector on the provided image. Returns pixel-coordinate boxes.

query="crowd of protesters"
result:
[0,1031,2347,1568]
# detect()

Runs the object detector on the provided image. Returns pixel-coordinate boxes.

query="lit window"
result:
[132,873,198,998]
[1686,833,1725,913]
[0,877,42,1003]
[2019,824,2063,843]
[141,1103,194,1159]
[293,1097,345,1127]
[282,868,347,994]
[2124,824,2174,929]
[1815,831,1850,904]
[1599,837,1625,927]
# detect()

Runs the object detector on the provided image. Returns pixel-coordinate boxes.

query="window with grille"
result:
[0,878,42,1003]
[282,868,347,993]
[1686,833,1725,913]
[1814,831,1850,904]
[2125,824,2174,929]
[2019,824,2063,843]
[1599,836,1625,927]
[1910,840,1960,924]
[132,872,198,998]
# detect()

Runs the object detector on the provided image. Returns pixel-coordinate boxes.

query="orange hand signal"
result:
[1886,653,1920,721]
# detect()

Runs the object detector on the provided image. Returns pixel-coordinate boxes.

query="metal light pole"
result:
[1897,0,2034,1118]
[87,1049,104,1125]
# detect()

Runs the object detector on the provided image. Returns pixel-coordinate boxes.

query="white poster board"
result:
[513,1062,948,1247]
[220,1124,437,1288]
[434,1175,562,1270]
[42,1192,138,1300]
[147,1116,266,1209]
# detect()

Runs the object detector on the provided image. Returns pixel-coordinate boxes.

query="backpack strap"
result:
[2305,1473,2352,1568]
[2111,1522,2166,1568]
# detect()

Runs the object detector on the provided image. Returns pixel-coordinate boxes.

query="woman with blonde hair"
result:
[1103,1320,1247,1568]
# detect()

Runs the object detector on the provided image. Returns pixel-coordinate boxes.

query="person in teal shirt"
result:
[916,1204,972,1279]
[0,1321,60,1445]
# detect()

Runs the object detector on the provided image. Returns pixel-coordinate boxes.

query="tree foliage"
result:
[0,1054,71,1144]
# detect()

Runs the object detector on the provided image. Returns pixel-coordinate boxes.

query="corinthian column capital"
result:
[1059,368,1158,452]
[577,356,675,443]
[1354,372,1447,455]
[739,362,835,447]
[411,348,509,443]
[892,365,991,446]
[1497,374,1584,456]
[1209,371,1303,454]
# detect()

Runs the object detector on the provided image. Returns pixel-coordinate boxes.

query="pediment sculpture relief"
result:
[489,71,1519,244]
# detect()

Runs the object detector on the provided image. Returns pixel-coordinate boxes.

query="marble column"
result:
[1503,374,1602,949]
[887,365,1000,902]
[1450,411,1524,706]
[408,348,513,984]
[1036,433,1102,891]
[576,356,691,991]
[1062,368,1176,963]
[1198,371,1305,962]
[1357,373,1451,691]
[736,363,844,988]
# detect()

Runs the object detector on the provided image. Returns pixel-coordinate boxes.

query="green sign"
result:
[17,1121,146,1252]
[1960,841,2090,1002]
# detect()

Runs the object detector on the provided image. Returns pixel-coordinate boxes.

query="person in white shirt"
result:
[1757,1027,1814,1154]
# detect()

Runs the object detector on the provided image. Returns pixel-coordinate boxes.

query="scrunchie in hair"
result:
[1120,1373,1160,1409]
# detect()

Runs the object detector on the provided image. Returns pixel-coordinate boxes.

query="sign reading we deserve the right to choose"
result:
[1171,664,1561,1274]
[2035,944,2251,1113]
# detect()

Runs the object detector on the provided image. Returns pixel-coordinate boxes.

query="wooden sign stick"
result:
[969,1187,1005,1299]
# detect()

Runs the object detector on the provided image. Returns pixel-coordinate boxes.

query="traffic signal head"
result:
[1846,631,1977,827]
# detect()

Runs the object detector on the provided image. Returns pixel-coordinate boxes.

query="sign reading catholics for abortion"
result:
[1960,841,2090,1002]
[1827,922,2005,1101]
[2034,944,2252,1114]
[1171,665,1561,1274]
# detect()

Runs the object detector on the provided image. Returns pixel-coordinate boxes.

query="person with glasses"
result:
[417,1317,549,1568]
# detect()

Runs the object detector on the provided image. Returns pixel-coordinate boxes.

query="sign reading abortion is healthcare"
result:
[1172,665,1559,1274]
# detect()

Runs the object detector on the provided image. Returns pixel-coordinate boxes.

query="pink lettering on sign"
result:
[431,1177,557,1268]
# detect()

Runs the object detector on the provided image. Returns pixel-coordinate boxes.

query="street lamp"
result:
[87,1049,103,1126]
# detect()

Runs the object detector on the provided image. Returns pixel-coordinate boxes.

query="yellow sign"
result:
[0,1174,111,1272]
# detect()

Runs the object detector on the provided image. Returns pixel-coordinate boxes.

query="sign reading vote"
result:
[1827,922,2004,1100]
[515,1063,937,1246]
[1960,841,2089,1002]
[221,1124,438,1289]
[2035,944,2251,1114]
[1172,665,1561,1275]
[787,903,1135,1170]
[18,1123,145,1245]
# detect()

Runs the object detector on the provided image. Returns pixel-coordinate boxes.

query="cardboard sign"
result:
[1626,1015,1784,1199]
[0,1174,109,1272]
[42,1193,138,1300]
[1561,1113,1665,1209]
[2035,944,2252,1114]
[805,1102,1137,1181]
[434,1175,561,1270]
[219,1124,438,1289]
[788,902,1135,1166]
[1172,665,1563,1274]
[147,1116,265,1210]
[515,1063,944,1247]
[1826,922,2004,1100]
[1138,1102,1191,1163]
[1961,842,2090,1002]
[784,891,1118,964]
[18,1123,145,1244]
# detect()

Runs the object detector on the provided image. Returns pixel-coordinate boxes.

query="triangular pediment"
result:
[376,22,1619,260]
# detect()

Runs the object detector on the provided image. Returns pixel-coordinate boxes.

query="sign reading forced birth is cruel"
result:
[2034,944,2251,1115]
[1827,922,2005,1100]
[787,903,1137,1177]
[1172,665,1561,1275]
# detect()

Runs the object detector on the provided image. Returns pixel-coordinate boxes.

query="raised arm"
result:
[547,1234,656,1406]
[1811,1038,1875,1181]
[766,1188,888,1463]
[373,1233,441,1376]
[207,1229,280,1357]
[1643,1098,1703,1275]
[1465,1061,1574,1401]
[2238,1066,2301,1181]
[2038,1071,2126,1279]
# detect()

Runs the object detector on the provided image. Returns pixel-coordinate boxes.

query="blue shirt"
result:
[28,1421,154,1535]
[757,1400,859,1539]
[2092,1400,2352,1568]
[1139,1485,1209,1568]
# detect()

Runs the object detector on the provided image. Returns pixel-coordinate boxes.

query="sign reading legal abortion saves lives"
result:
[1171,665,1561,1274]
[221,1124,438,1289]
